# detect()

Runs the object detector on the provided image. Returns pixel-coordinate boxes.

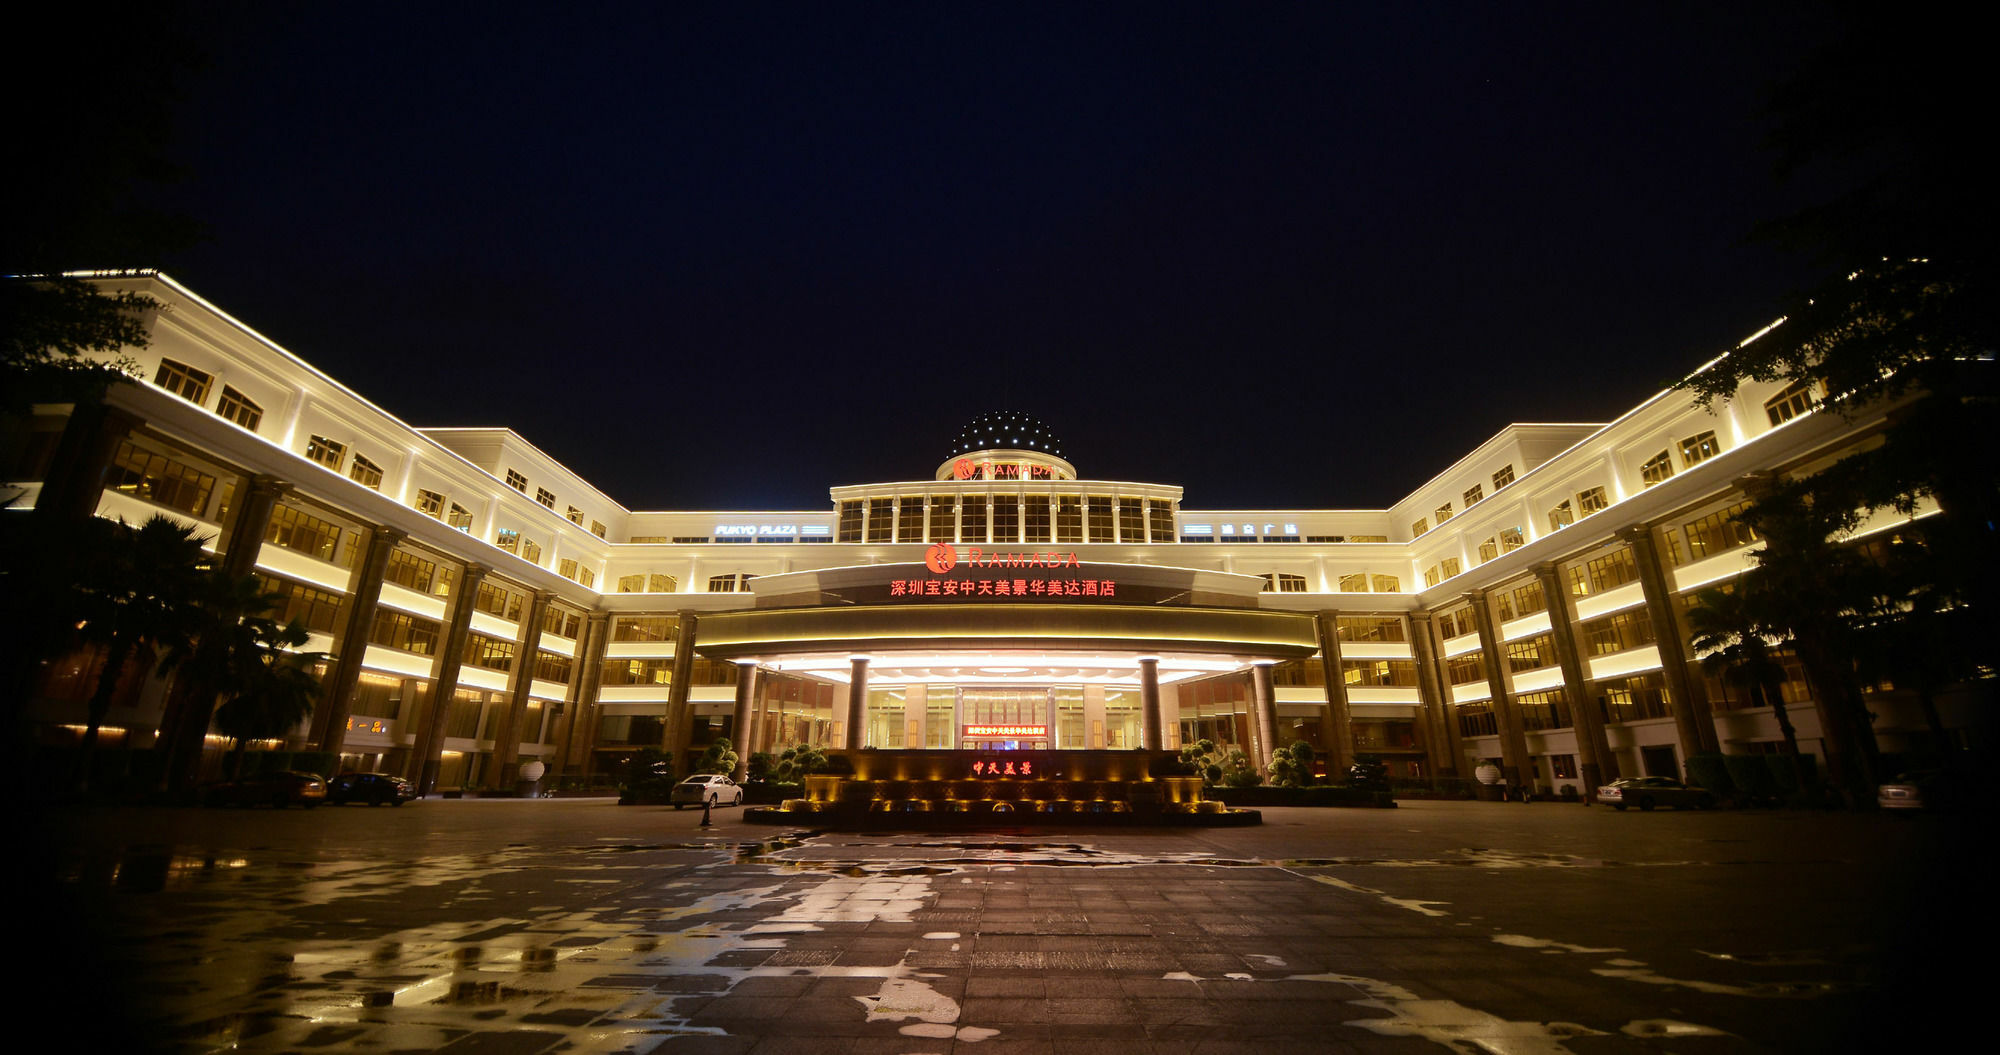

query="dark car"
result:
[1597,775,1714,811]
[327,772,418,806]
[205,770,328,809]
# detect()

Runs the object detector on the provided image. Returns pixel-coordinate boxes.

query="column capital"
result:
[246,476,294,498]
[1734,470,1781,498]
[1614,523,1654,545]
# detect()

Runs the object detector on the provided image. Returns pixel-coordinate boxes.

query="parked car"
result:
[1878,771,1955,812]
[327,772,418,806]
[671,774,744,809]
[204,770,327,809]
[1597,776,1714,811]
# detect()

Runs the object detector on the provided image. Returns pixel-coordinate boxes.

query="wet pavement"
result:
[26,799,1982,1053]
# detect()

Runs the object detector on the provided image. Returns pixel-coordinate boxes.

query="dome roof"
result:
[952,411,1063,459]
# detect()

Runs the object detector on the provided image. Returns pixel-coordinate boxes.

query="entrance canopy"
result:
[694,602,1318,669]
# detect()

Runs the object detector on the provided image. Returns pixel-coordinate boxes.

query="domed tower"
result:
[936,411,1077,481]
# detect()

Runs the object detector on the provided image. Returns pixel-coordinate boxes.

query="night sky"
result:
[51,3,1861,513]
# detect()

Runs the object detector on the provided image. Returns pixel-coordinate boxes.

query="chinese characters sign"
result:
[963,725,1048,738]
[890,577,1115,598]
[892,543,1118,603]
[969,758,1037,776]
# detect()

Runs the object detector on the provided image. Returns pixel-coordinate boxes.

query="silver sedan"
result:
[1598,776,1714,811]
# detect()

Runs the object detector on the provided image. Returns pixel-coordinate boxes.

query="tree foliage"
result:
[1177,738,1259,787]
[694,737,739,777]
[770,743,830,784]
[1267,741,1315,788]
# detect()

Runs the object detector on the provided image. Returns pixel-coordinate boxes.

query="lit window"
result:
[505,469,527,492]
[1371,573,1401,592]
[567,505,584,525]
[1259,573,1308,592]
[1764,380,1818,426]
[650,573,677,592]
[305,435,346,471]
[416,489,445,517]
[349,453,383,490]
[1462,484,1483,506]
[495,529,519,554]
[1577,486,1609,516]
[216,385,261,430]
[1548,500,1573,531]
[1411,517,1429,537]
[1338,573,1369,592]
[535,487,556,509]
[591,520,606,538]
[521,538,541,563]
[1499,527,1524,552]
[558,558,578,579]
[1434,503,1453,524]
[107,440,215,516]
[152,359,212,404]
[1477,537,1498,563]
[1680,430,1720,466]
[1640,451,1674,486]
[1492,464,1515,490]
[448,504,473,531]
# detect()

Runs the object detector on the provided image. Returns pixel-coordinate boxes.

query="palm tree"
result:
[1684,584,1809,794]
[212,633,323,779]
[157,569,324,791]
[71,515,211,790]
[1736,477,1883,800]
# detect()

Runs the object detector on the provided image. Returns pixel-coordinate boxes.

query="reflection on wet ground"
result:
[52,826,1885,1053]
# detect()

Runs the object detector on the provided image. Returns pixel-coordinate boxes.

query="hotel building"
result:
[8,272,1964,795]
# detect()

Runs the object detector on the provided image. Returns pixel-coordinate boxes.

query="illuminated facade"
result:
[9,272,1967,794]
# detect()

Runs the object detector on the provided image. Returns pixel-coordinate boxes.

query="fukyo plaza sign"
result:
[890,543,1119,600]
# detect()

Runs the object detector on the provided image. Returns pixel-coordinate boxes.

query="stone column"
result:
[731,661,760,779]
[1464,589,1532,788]
[1137,656,1163,750]
[489,590,551,788]
[1618,525,1718,758]
[1406,611,1463,778]
[32,401,143,522]
[843,656,869,749]
[558,613,610,780]
[662,614,699,765]
[312,526,407,754]
[1533,563,1616,797]
[1313,614,1357,775]
[412,562,486,795]
[218,476,289,579]
[1250,660,1279,771]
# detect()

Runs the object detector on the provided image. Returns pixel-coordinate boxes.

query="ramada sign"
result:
[953,457,1054,480]
[889,542,1118,600]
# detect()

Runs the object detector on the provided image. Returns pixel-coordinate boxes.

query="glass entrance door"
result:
[958,688,1052,750]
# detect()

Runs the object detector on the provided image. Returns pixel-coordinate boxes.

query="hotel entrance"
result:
[686,558,1320,771]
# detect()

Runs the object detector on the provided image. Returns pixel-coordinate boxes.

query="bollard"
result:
[699,797,713,828]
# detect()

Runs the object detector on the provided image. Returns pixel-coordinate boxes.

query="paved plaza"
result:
[27,798,1978,1053]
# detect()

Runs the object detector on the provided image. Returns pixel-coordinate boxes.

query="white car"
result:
[671,774,744,809]
[1597,776,1714,811]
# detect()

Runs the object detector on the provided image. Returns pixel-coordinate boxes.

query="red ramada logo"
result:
[925,542,958,574]
[953,458,976,479]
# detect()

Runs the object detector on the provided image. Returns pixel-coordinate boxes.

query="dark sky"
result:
[91,2,1856,512]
